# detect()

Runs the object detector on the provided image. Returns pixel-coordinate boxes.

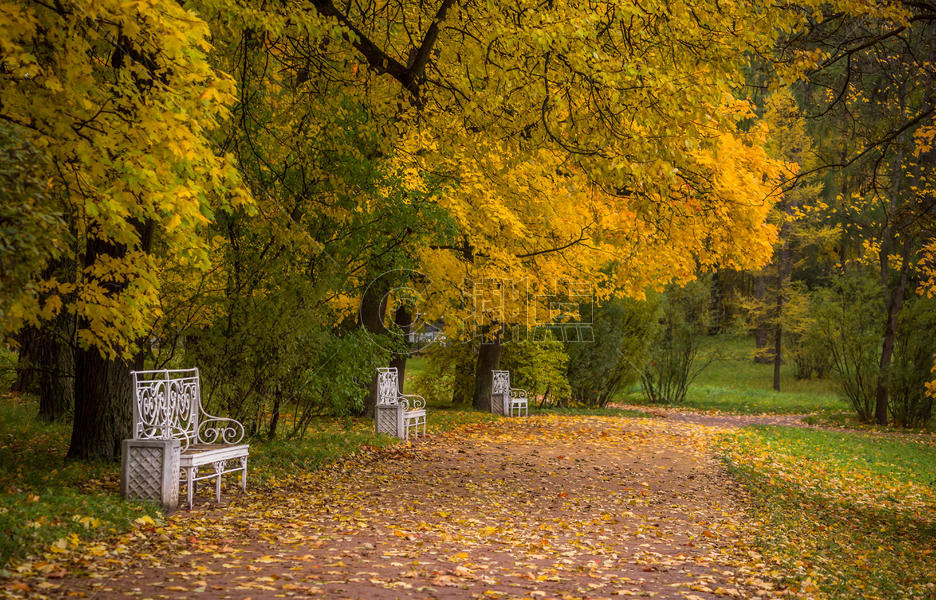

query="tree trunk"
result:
[389,305,412,393]
[772,310,782,391]
[359,277,389,417]
[36,323,74,422]
[875,235,911,425]
[68,225,152,461]
[472,332,502,412]
[873,135,908,426]
[708,269,723,335]
[268,389,281,440]
[68,347,136,460]
[773,219,794,392]
[13,326,41,394]
[753,275,772,363]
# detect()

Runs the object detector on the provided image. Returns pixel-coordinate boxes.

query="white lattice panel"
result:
[125,447,162,500]
[376,404,402,437]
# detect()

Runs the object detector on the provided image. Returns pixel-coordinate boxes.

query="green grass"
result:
[721,426,936,599]
[621,335,851,415]
[0,393,158,571]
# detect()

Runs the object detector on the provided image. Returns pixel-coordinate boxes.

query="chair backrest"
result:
[376,367,400,405]
[492,370,510,395]
[131,368,201,445]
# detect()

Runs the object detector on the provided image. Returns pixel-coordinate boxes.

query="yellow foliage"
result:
[0,0,249,357]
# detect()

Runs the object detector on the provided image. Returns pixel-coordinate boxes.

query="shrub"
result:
[640,279,713,404]
[409,340,474,406]
[784,284,833,380]
[565,297,656,407]
[889,296,936,428]
[811,271,882,422]
[500,336,571,407]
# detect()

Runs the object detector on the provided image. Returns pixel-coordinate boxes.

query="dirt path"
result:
[27,416,789,599]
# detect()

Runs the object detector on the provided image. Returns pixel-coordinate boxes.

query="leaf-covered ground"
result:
[721,426,936,599]
[4,415,797,599]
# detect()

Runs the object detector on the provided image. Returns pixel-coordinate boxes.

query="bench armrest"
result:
[197,415,246,445]
[399,394,426,410]
[509,388,528,400]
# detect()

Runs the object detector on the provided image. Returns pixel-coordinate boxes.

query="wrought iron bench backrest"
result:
[131,368,244,450]
[492,370,511,395]
[376,367,401,405]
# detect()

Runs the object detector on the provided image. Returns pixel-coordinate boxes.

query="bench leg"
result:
[185,467,194,509]
[240,456,248,492]
[213,461,224,503]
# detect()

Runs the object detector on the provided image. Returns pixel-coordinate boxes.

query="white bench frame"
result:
[131,368,248,508]
[375,367,426,439]
[492,370,529,417]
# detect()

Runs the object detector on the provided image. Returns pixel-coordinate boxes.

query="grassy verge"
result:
[0,391,497,569]
[0,393,158,571]
[720,425,936,599]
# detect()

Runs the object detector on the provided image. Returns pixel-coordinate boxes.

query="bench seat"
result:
[179,444,249,508]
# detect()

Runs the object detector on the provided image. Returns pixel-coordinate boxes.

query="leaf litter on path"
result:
[4,415,796,599]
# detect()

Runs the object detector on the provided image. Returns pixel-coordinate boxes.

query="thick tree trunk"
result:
[472,333,502,412]
[68,348,136,460]
[268,390,281,440]
[68,225,152,461]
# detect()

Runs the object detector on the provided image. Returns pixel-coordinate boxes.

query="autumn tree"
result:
[0,0,247,458]
[779,1,936,423]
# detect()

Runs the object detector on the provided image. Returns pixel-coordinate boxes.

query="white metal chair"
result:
[375,367,427,439]
[492,370,529,417]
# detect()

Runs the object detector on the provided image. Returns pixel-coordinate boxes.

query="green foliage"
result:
[811,271,883,422]
[500,336,571,406]
[721,426,936,599]
[889,296,936,428]
[640,279,714,404]
[0,124,65,330]
[565,297,656,408]
[409,342,475,406]
[189,327,388,438]
[784,283,833,380]
[0,394,157,568]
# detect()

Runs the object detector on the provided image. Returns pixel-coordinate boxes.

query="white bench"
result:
[492,370,529,417]
[131,368,248,508]
[375,367,426,439]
